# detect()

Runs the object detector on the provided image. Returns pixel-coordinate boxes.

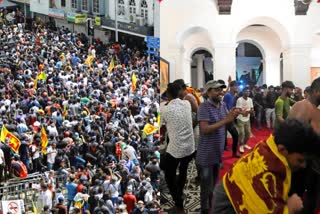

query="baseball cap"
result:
[205,80,226,90]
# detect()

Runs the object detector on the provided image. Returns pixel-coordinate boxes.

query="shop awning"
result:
[0,0,18,8]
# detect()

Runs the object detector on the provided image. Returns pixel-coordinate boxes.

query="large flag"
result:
[107,57,115,73]
[33,72,47,89]
[41,126,48,154]
[131,73,137,91]
[0,126,21,153]
[143,123,158,136]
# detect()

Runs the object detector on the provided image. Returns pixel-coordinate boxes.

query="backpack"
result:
[186,87,202,105]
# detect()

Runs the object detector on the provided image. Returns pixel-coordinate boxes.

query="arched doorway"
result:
[190,49,213,89]
[236,42,263,87]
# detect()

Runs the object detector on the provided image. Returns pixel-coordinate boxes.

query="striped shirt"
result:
[196,100,228,166]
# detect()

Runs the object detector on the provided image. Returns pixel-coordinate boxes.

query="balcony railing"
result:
[101,18,153,36]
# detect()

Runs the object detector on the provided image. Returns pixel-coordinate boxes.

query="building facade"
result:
[161,0,320,89]
[29,0,159,44]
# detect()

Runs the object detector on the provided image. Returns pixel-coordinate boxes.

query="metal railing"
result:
[0,172,67,209]
[101,18,154,36]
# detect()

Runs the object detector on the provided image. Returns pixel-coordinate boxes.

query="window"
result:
[61,0,66,7]
[118,0,125,16]
[140,0,148,21]
[93,0,99,13]
[71,0,77,9]
[82,0,88,11]
[129,0,136,15]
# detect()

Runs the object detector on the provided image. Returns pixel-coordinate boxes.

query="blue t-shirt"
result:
[223,92,236,111]
[66,182,77,200]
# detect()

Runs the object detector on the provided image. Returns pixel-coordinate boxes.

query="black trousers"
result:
[225,123,239,154]
[290,163,320,214]
[164,152,193,208]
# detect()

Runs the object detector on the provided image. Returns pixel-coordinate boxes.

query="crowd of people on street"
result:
[0,20,161,214]
[160,77,320,214]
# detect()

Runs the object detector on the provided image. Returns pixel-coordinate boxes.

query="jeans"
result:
[225,123,239,154]
[67,199,74,213]
[265,108,275,128]
[199,164,220,213]
[164,152,193,208]
[237,119,251,145]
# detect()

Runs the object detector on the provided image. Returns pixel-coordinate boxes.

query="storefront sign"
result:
[95,17,101,26]
[48,8,65,19]
[67,12,87,24]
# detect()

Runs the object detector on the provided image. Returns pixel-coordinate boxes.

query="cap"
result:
[205,80,226,90]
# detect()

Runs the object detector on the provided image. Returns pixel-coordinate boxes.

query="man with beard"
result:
[274,81,296,131]
[197,80,240,214]
[288,77,320,213]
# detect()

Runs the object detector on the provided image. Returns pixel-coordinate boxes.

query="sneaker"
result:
[244,145,252,150]
[239,145,244,153]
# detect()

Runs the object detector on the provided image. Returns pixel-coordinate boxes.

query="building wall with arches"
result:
[160,0,320,88]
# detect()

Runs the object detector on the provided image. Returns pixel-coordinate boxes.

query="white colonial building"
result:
[160,0,320,89]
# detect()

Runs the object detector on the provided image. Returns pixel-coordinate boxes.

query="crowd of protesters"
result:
[160,77,320,214]
[0,19,161,214]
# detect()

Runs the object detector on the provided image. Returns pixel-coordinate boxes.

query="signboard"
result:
[67,12,87,24]
[95,17,101,26]
[48,8,65,19]
[2,200,25,214]
[30,0,49,15]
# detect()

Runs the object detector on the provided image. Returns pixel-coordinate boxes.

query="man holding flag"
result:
[34,71,47,89]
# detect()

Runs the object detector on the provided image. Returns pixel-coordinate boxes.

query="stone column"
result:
[283,45,311,88]
[195,54,205,89]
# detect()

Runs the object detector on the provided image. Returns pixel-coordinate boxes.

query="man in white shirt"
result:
[46,143,57,170]
[161,82,195,213]
[236,88,254,153]
[37,183,52,211]
[0,147,5,183]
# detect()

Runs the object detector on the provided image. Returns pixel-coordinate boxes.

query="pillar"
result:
[283,46,311,89]
[195,54,205,88]
[214,44,237,82]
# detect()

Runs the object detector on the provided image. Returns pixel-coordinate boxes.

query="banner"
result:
[67,12,87,24]
[48,8,65,19]
[2,200,25,214]
[41,126,48,154]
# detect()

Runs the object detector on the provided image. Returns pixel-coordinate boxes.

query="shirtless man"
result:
[288,77,320,214]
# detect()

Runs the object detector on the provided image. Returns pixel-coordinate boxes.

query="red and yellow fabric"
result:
[186,86,201,105]
[0,125,21,153]
[33,72,47,89]
[143,123,158,136]
[132,73,137,92]
[107,57,115,73]
[223,135,291,214]
[41,126,48,154]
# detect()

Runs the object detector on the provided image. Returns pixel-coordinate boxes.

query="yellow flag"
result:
[107,57,115,73]
[85,55,94,68]
[1,125,21,153]
[33,72,46,89]
[157,112,160,127]
[143,123,158,136]
[32,200,38,214]
[131,73,137,91]
[62,105,67,120]
[41,126,48,154]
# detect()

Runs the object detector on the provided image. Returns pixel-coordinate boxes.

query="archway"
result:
[190,49,213,89]
[235,23,283,86]
[236,42,263,87]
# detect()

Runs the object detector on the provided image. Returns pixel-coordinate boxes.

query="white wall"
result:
[30,0,49,15]
[160,0,320,88]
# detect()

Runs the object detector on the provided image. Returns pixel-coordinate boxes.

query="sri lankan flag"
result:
[107,57,115,73]
[143,123,158,136]
[33,72,47,89]
[41,126,48,154]
[0,125,21,153]
[131,73,137,92]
